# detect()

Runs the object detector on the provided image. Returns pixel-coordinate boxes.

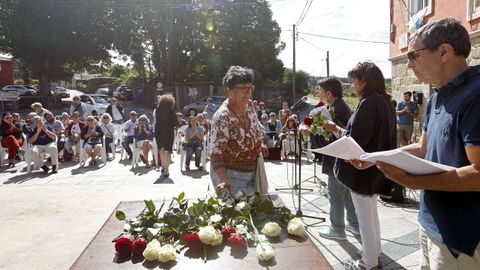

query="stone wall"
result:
[252,86,292,113]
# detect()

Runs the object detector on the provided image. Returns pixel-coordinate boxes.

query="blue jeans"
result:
[210,168,255,196]
[327,174,359,233]
[185,146,202,167]
[121,135,134,157]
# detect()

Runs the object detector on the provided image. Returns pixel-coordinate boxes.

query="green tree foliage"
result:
[0,0,113,98]
[282,68,311,101]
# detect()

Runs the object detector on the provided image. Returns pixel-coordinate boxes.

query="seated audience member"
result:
[196,113,210,135]
[134,114,154,167]
[0,112,24,167]
[260,113,274,147]
[12,113,25,130]
[122,111,138,160]
[184,116,204,171]
[280,116,300,159]
[61,112,72,128]
[203,98,218,121]
[64,111,85,161]
[99,113,116,160]
[31,102,50,119]
[22,112,38,135]
[27,115,58,173]
[44,112,65,155]
[81,116,103,166]
[176,112,187,127]
[268,112,282,146]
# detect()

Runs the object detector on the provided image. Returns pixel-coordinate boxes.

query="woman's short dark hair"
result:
[157,94,175,110]
[414,18,471,58]
[348,61,390,100]
[318,77,343,98]
[222,66,254,89]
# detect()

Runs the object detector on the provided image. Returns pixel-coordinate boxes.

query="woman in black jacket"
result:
[325,62,396,270]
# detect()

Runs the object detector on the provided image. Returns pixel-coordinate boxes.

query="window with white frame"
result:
[468,0,480,20]
[409,0,432,17]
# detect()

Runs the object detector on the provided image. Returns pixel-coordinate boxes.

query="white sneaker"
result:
[345,224,360,236]
[318,226,347,241]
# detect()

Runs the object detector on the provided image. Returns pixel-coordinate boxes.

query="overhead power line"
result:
[295,0,313,26]
[298,36,326,52]
[298,31,390,44]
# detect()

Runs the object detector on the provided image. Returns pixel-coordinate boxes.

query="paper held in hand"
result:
[311,136,456,175]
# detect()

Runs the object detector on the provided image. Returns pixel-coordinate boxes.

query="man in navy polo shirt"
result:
[28,116,58,173]
[376,18,480,269]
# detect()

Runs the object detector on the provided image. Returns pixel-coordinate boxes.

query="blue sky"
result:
[269,0,392,78]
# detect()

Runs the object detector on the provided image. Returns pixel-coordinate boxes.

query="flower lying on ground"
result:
[132,237,147,256]
[228,233,248,251]
[261,222,281,238]
[157,244,177,263]
[221,226,236,238]
[198,226,223,246]
[256,241,275,261]
[287,217,305,236]
[183,232,203,251]
[114,236,133,255]
[142,239,161,261]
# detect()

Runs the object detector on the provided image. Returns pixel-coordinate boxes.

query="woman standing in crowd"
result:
[280,116,300,160]
[184,116,204,171]
[155,94,177,177]
[81,116,103,166]
[64,111,85,161]
[0,112,23,167]
[210,66,268,195]
[325,62,396,270]
[134,114,154,167]
[99,113,115,160]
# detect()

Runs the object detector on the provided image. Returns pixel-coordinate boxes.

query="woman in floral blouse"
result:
[210,66,268,196]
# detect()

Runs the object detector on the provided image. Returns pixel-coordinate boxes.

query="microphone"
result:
[290,96,308,110]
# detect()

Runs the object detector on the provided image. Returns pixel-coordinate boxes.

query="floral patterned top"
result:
[211,99,265,172]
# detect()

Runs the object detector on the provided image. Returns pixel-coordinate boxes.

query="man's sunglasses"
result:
[407,47,428,62]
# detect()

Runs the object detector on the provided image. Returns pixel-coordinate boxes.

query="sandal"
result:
[345,259,374,270]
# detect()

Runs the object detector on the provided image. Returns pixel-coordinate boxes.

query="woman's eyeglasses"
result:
[407,47,428,62]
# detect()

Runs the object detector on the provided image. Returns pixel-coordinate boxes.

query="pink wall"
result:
[390,0,480,58]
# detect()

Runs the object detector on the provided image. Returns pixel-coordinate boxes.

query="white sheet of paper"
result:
[360,150,456,175]
[311,136,365,160]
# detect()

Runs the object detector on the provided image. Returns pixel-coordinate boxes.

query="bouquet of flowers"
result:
[112,192,305,265]
[303,105,336,140]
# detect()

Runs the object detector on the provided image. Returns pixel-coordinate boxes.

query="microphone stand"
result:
[274,123,325,222]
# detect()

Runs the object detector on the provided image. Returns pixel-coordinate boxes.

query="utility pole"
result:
[292,24,296,103]
[326,50,330,77]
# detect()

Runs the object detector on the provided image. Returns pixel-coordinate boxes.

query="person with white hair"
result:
[27,115,58,173]
[81,115,103,166]
[99,113,115,160]
[31,102,50,119]
[134,114,154,167]
[69,96,87,119]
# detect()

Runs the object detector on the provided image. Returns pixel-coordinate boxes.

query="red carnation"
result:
[183,232,203,251]
[228,234,248,251]
[132,237,147,256]
[115,237,133,255]
[221,226,236,238]
[315,100,325,108]
[303,116,313,127]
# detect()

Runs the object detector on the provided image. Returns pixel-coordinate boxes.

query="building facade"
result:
[389,0,480,140]
[0,57,14,88]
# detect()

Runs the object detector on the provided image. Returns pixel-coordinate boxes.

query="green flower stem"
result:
[203,246,207,263]
[248,211,266,251]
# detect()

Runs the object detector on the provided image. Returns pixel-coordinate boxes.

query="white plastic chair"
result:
[26,136,57,173]
[180,138,207,171]
[80,136,107,166]
[174,126,188,155]
[132,138,155,168]
[0,137,7,167]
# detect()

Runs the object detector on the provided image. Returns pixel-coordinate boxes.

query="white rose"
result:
[287,217,305,236]
[142,239,160,261]
[256,241,275,261]
[198,226,223,246]
[157,244,177,263]
[261,222,281,238]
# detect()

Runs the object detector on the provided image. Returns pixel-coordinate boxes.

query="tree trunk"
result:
[21,65,30,85]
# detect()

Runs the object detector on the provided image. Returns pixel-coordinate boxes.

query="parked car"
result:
[54,87,70,98]
[79,94,110,116]
[95,87,110,95]
[1,85,37,96]
[113,86,133,101]
[182,96,227,116]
